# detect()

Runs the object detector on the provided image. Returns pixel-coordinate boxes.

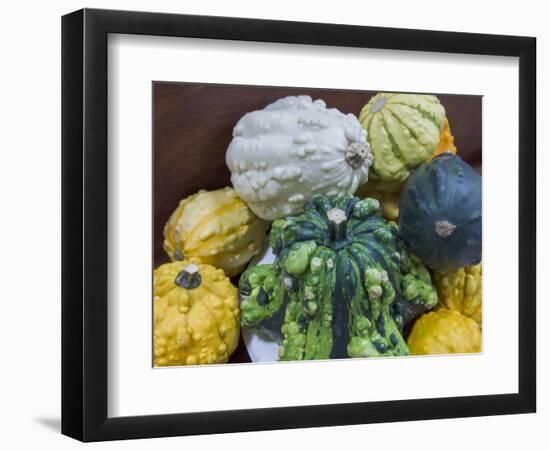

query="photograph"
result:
[152,84,483,366]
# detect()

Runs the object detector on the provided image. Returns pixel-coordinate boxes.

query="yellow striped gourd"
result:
[163,187,269,277]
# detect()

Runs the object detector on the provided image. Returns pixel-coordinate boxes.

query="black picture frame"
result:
[62,8,536,442]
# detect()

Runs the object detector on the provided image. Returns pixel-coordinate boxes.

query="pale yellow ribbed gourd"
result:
[359,93,447,188]
[356,93,457,221]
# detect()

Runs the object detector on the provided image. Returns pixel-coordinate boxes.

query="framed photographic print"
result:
[61,8,536,442]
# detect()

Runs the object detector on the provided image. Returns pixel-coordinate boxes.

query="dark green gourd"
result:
[399,153,482,271]
[239,194,437,361]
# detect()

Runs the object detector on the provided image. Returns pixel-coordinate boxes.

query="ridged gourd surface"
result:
[359,93,446,188]
[398,154,482,271]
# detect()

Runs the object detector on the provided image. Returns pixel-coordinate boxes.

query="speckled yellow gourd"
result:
[163,187,269,277]
[154,259,239,366]
[407,310,481,355]
[434,263,482,327]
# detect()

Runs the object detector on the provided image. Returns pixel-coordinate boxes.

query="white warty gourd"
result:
[226,95,373,220]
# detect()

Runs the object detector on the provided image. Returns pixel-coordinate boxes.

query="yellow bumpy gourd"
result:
[154,259,239,366]
[433,263,482,327]
[407,310,481,355]
[163,187,269,277]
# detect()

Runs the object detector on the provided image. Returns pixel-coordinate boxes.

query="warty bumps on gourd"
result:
[434,263,482,327]
[239,193,438,360]
[226,96,373,220]
[163,187,269,277]
[154,259,240,366]
[407,309,481,355]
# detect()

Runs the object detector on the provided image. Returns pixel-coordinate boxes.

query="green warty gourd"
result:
[239,193,438,360]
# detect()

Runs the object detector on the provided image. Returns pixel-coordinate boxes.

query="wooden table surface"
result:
[153,82,482,363]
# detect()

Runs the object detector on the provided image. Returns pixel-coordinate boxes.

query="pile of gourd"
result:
[153,93,482,366]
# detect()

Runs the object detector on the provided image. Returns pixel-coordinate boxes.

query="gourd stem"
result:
[371,96,387,113]
[327,208,348,242]
[434,220,456,238]
[345,142,370,169]
[175,263,202,289]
